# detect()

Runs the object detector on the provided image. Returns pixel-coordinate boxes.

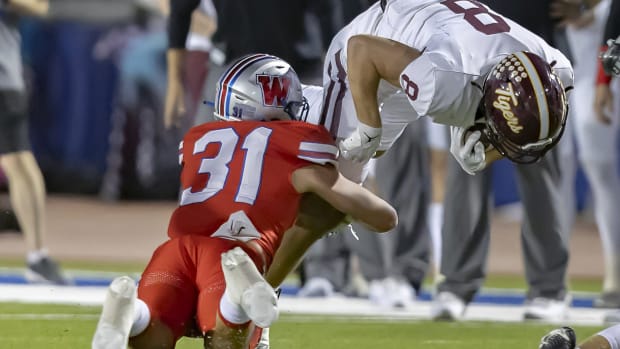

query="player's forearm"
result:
[167,49,185,85]
[264,225,322,287]
[6,0,49,17]
[320,175,397,232]
[264,194,345,287]
[347,35,383,128]
[484,147,503,166]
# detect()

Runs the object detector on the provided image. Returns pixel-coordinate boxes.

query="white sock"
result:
[27,249,48,264]
[129,298,150,337]
[428,202,444,272]
[598,323,620,349]
[604,254,620,293]
[219,291,250,324]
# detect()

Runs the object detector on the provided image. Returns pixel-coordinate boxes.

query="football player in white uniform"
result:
[566,0,620,308]
[320,0,572,176]
[302,0,575,321]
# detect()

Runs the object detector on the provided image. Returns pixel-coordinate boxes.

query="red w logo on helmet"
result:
[256,75,291,107]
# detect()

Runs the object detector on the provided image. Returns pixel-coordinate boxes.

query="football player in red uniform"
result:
[92,54,397,349]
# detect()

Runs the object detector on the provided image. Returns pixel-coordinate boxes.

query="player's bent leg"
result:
[221,247,278,328]
[129,237,200,348]
[92,276,137,349]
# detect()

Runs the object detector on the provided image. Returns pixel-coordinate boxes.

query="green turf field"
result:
[0,302,605,349]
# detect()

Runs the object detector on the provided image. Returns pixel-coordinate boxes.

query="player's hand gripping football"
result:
[450,126,486,175]
[338,123,382,163]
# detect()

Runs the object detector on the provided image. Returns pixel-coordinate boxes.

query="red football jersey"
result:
[168,120,338,262]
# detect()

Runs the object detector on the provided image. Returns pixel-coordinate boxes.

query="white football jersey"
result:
[321,0,574,151]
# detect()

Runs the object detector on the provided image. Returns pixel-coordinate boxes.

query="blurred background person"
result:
[564,0,620,308]
[362,121,432,308]
[424,119,450,280]
[0,0,69,285]
[431,0,577,322]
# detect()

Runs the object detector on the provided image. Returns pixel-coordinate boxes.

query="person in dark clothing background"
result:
[431,0,577,322]
[164,0,320,129]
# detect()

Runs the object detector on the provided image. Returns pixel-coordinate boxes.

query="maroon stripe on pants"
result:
[329,49,348,138]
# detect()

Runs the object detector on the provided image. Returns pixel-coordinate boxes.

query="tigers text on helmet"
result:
[480,51,568,164]
[214,54,309,122]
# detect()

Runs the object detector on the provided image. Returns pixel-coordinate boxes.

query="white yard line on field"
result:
[0,284,609,326]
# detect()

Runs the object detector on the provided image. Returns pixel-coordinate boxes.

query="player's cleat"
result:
[26,256,71,285]
[92,276,137,349]
[221,247,278,328]
[430,291,465,321]
[538,326,576,349]
[523,296,570,322]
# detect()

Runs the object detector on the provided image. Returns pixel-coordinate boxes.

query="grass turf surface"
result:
[0,303,606,349]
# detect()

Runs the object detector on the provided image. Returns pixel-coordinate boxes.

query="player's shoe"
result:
[297,277,335,298]
[26,256,71,285]
[92,276,136,349]
[538,327,576,349]
[604,309,620,323]
[430,291,466,321]
[369,277,414,309]
[221,247,278,328]
[594,291,620,308]
[523,296,570,322]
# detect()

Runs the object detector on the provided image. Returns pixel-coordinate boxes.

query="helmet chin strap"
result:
[521,138,552,151]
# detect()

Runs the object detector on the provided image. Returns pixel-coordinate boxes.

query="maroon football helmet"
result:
[478,51,568,164]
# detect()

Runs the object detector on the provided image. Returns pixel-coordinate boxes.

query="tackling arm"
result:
[263,193,345,288]
[291,164,398,232]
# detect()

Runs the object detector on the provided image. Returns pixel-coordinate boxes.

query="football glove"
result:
[450,126,486,175]
[339,123,382,163]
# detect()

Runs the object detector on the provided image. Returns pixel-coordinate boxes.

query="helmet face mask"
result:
[213,54,308,122]
[479,51,568,164]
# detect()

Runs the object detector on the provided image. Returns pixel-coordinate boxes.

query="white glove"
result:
[339,123,382,163]
[449,126,486,175]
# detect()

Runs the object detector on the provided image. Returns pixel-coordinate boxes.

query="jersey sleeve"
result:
[399,51,476,127]
[290,124,339,166]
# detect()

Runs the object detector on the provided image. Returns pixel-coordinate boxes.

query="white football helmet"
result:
[214,54,309,121]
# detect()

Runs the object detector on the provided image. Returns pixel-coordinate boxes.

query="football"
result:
[465,122,492,149]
